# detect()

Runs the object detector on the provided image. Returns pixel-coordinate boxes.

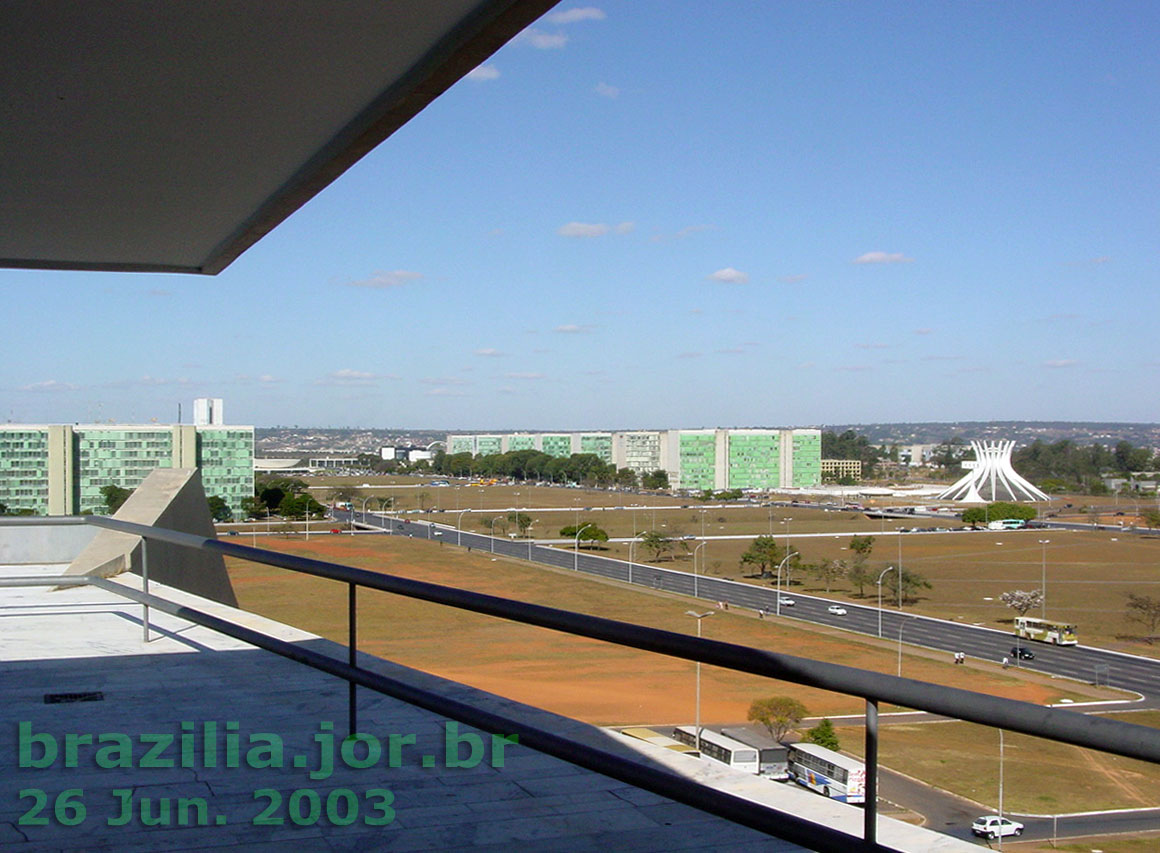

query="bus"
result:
[672,726,760,774]
[1015,616,1077,645]
[786,742,866,803]
[620,727,700,758]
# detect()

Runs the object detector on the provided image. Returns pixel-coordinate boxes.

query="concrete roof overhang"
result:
[1,1,558,275]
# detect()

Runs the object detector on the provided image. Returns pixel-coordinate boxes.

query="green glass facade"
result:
[476,436,503,456]
[0,430,50,514]
[579,434,612,463]
[541,435,572,457]
[792,433,822,487]
[448,436,475,455]
[727,433,780,490]
[678,432,716,491]
[198,429,255,518]
[508,435,535,451]
[0,424,253,519]
[77,429,174,513]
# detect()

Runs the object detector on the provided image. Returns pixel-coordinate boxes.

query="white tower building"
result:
[193,397,224,426]
[937,440,1049,503]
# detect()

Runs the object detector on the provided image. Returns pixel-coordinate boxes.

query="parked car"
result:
[826,605,847,616]
[1010,646,1035,660]
[971,815,1023,839]
[778,596,795,607]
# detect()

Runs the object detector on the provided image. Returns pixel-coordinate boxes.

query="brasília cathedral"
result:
[937,440,1050,503]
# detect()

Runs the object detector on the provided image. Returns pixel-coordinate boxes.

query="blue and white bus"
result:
[672,726,760,774]
[786,742,866,803]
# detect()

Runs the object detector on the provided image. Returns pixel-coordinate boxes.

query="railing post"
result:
[141,538,150,643]
[348,581,357,737]
[864,698,878,848]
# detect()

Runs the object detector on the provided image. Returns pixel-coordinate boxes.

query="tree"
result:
[100,484,133,513]
[962,502,1037,525]
[804,718,840,751]
[207,495,233,522]
[1000,589,1043,619]
[847,561,875,598]
[278,493,323,520]
[240,496,266,519]
[882,568,932,606]
[849,535,875,558]
[641,469,670,490]
[1142,508,1160,530]
[481,516,508,535]
[640,530,676,561]
[1125,593,1160,643]
[507,511,532,537]
[747,697,808,743]
[560,523,609,547]
[739,536,787,578]
[809,559,846,593]
[0,501,7,515]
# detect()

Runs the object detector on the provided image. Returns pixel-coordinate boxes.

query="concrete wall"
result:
[0,524,97,564]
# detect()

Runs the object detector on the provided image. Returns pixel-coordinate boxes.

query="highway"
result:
[339,510,1160,843]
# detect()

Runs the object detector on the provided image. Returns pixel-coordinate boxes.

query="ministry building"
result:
[447,428,821,491]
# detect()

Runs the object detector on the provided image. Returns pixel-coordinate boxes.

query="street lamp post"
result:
[876,566,895,639]
[491,514,505,553]
[574,523,593,570]
[693,541,706,599]
[1039,539,1050,617]
[897,620,907,677]
[685,610,714,752]
[627,534,642,586]
[359,497,373,533]
[455,509,470,546]
[775,549,797,616]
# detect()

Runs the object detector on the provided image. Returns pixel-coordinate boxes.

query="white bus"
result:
[672,726,760,774]
[786,742,866,803]
[1015,616,1077,645]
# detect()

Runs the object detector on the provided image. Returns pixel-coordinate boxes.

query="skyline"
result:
[4,2,1158,428]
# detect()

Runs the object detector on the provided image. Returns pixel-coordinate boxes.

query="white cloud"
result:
[19,379,78,392]
[505,372,545,380]
[518,28,568,49]
[424,387,467,397]
[546,7,606,24]
[707,267,749,284]
[257,374,280,383]
[614,221,635,234]
[466,65,500,82]
[421,376,469,386]
[319,369,380,386]
[595,82,619,98]
[853,251,914,264]
[346,270,423,288]
[105,375,194,389]
[1043,359,1079,369]
[554,324,594,334]
[474,348,505,357]
[558,222,609,238]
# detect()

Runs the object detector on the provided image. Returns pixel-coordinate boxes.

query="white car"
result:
[826,605,847,616]
[777,596,795,607]
[971,816,1024,839]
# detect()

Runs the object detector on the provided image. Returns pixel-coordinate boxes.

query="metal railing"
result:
[8,513,1160,851]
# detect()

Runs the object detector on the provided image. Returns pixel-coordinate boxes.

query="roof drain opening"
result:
[43,691,104,704]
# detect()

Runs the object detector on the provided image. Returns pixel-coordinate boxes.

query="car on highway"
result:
[971,815,1023,839]
[778,596,795,607]
[1010,646,1035,660]
[826,605,847,616]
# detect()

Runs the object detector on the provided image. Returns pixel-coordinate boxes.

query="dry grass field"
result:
[226,533,1111,727]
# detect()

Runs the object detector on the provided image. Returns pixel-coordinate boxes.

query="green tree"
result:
[805,718,840,751]
[278,493,323,520]
[847,561,875,598]
[240,496,266,519]
[1143,508,1160,529]
[0,501,6,515]
[962,502,1037,525]
[739,536,786,578]
[507,511,532,537]
[207,495,233,522]
[560,523,609,547]
[641,469,670,490]
[747,697,808,743]
[882,568,932,606]
[100,484,133,513]
[640,530,676,561]
[849,535,875,558]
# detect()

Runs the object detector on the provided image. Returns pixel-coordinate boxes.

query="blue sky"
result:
[5,2,1158,430]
